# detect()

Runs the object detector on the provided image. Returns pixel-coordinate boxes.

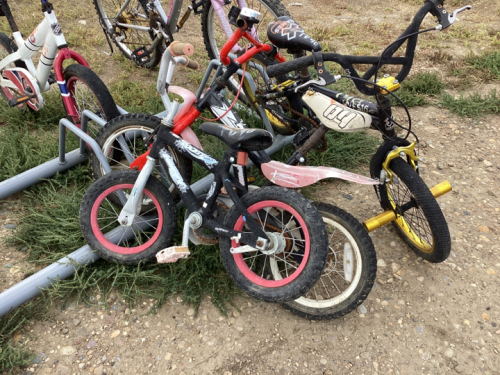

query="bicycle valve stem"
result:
[363,180,452,232]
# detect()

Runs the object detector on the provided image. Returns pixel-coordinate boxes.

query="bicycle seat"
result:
[199,123,272,152]
[267,16,321,52]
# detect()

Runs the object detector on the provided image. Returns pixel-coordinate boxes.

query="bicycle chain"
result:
[255,90,327,153]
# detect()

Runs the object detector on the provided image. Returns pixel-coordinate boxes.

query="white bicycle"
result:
[0,0,119,136]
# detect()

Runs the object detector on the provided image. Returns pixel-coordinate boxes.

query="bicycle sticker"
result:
[50,23,62,36]
[269,19,319,48]
[174,139,218,169]
[159,149,189,193]
[206,182,217,200]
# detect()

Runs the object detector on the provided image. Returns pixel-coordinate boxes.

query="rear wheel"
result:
[63,64,120,138]
[93,0,164,67]
[219,187,328,302]
[280,203,377,320]
[243,54,305,135]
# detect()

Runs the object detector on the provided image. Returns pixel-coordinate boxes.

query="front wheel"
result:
[0,32,28,103]
[372,155,451,263]
[219,187,328,303]
[63,64,120,138]
[79,170,177,265]
[280,203,377,320]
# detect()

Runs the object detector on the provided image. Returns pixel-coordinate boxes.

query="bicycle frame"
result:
[120,123,270,250]
[0,0,88,119]
[128,33,379,188]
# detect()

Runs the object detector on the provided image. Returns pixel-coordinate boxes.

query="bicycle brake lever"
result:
[436,5,472,30]
[294,75,342,93]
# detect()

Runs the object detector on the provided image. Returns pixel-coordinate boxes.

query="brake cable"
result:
[371,27,437,141]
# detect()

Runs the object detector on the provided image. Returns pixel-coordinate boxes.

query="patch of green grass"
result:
[441,90,500,118]
[465,51,500,80]
[404,72,445,96]
[109,77,165,114]
[0,91,81,182]
[0,298,43,372]
[392,72,445,107]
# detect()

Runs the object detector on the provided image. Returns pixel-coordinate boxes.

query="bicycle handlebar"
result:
[169,41,194,57]
[266,1,471,96]
[181,57,199,70]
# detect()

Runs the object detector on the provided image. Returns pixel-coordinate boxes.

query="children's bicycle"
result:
[0,0,119,136]
[227,0,469,264]
[93,0,287,68]
[81,9,379,313]
[84,9,382,319]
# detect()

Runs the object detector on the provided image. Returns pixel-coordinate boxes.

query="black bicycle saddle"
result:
[199,123,273,152]
[267,16,321,52]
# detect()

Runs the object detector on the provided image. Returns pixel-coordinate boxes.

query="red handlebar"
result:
[219,27,274,66]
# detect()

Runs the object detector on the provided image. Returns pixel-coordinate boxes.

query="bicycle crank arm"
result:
[363,181,452,232]
[261,161,380,188]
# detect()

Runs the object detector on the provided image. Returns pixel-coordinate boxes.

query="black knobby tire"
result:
[371,153,451,263]
[281,202,377,320]
[91,113,193,202]
[80,170,177,265]
[93,0,163,68]
[0,32,28,102]
[63,64,120,138]
[219,187,328,302]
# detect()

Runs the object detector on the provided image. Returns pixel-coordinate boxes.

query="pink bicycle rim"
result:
[232,200,310,287]
[90,184,163,254]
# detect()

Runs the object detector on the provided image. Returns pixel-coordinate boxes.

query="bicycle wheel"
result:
[201,0,289,61]
[90,113,193,200]
[80,170,177,265]
[280,202,377,320]
[219,186,328,302]
[243,54,305,135]
[0,32,28,103]
[201,0,289,102]
[371,156,451,263]
[93,0,164,67]
[63,64,120,138]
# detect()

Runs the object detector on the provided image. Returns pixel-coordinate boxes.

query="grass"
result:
[465,51,500,80]
[392,72,445,107]
[441,89,500,118]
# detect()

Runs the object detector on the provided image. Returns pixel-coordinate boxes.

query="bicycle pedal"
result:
[156,246,190,263]
[8,94,34,107]
[132,47,152,66]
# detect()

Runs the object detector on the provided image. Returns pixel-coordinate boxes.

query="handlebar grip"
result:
[266,55,314,78]
[181,57,199,70]
[170,41,194,57]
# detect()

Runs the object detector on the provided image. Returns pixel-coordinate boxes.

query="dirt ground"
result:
[1,0,500,374]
